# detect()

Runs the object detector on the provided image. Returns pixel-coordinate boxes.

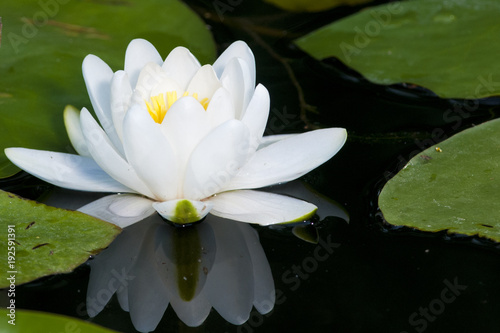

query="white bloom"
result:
[5,39,347,227]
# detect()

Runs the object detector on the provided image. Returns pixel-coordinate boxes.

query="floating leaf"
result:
[0,190,121,287]
[379,118,500,242]
[0,0,216,178]
[0,309,119,333]
[263,0,373,12]
[295,0,500,98]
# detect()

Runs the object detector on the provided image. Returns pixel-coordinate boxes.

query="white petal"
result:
[80,108,155,198]
[124,38,163,88]
[110,71,133,142]
[219,58,246,119]
[185,65,221,101]
[63,105,90,157]
[4,148,132,193]
[122,104,177,201]
[78,194,155,228]
[207,190,317,225]
[237,223,275,314]
[213,41,256,91]
[183,120,250,200]
[241,84,270,152]
[258,134,297,150]
[132,62,168,104]
[205,87,236,129]
[162,46,201,91]
[82,54,124,156]
[160,97,211,193]
[204,218,254,324]
[150,77,182,99]
[223,128,347,191]
[152,199,213,225]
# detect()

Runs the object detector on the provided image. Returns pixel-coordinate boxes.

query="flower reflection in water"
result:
[86,214,274,332]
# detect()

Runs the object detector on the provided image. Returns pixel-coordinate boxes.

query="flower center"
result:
[145,91,210,124]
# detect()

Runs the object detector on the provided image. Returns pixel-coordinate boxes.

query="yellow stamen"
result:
[145,91,210,123]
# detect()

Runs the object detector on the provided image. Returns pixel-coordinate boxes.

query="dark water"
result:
[4,0,500,332]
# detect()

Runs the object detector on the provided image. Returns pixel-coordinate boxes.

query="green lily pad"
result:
[0,190,121,287]
[0,0,216,178]
[379,118,500,242]
[295,0,500,98]
[263,0,373,12]
[0,309,119,333]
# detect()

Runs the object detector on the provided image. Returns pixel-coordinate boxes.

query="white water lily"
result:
[5,39,347,227]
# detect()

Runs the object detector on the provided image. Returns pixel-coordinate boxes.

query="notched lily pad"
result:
[0,309,119,333]
[0,190,121,287]
[379,118,500,242]
[263,0,373,12]
[0,0,216,178]
[295,0,500,99]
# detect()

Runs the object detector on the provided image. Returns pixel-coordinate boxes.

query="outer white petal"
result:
[124,38,163,88]
[185,65,221,101]
[258,134,297,150]
[122,104,177,201]
[63,105,91,157]
[162,46,201,90]
[110,70,133,141]
[213,40,256,91]
[183,120,250,200]
[240,84,270,152]
[78,194,155,228]
[4,148,132,193]
[223,128,347,191]
[80,108,155,198]
[152,199,213,225]
[82,54,125,156]
[207,190,317,225]
[205,87,236,129]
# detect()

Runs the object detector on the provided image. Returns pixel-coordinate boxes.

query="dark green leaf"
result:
[295,0,500,98]
[379,118,500,242]
[0,190,121,287]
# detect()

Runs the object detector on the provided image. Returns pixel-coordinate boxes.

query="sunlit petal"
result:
[5,148,132,193]
[223,128,347,191]
[207,190,317,225]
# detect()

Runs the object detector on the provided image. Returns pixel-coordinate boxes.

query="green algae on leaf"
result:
[0,190,121,287]
[379,118,500,242]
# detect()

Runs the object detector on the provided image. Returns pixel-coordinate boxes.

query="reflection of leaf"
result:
[263,0,372,12]
[0,0,215,178]
[295,0,500,99]
[0,309,119,333]
[0,190,121,287]
[379,118,500,242]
